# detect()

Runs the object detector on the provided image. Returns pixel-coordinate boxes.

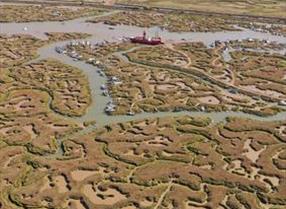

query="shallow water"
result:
[1,14,286,127]
[1,14,286,44]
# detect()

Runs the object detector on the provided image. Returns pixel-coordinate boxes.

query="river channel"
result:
[1,12,286,128]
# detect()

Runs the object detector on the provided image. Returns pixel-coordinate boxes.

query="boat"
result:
[105,101,116,114]
[130,31,163,45]
[55,46,65,54]
[109,76,122,85]
[279,100,286,106]
[87,58,95,63]
[99,71,105,77]
[100,84,107,90]
[127,111,135,116]
[105,106,115,113]
[102,90,109,96]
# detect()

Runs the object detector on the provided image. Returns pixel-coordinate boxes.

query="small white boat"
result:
[88,58,95,62]
[105,106,115,113]
[279,100,286,106]
[127,111,135,116]
[102,90,109,96]
[100,84,107,90]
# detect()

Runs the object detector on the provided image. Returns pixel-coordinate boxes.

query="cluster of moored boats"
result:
[99,74,135,115]
[97,69,135,115]
[55,40,110,63]
[55,41,128,115]
[100,76,125,114]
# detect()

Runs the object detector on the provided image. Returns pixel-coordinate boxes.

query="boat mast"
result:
[143,31,146,40]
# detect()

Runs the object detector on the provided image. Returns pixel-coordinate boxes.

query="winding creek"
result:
[1,12,286,129]
[1,7,286,208]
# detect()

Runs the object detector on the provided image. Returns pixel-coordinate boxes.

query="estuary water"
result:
[1,12,286,127]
